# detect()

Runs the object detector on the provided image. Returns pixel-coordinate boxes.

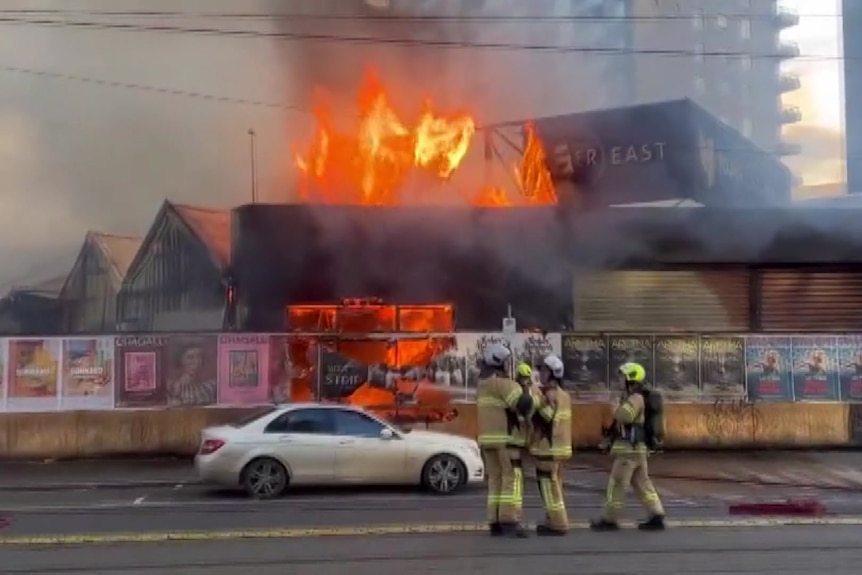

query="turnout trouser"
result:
[535,457,568,531]
[482,447,524,524]
[601,452,665,522]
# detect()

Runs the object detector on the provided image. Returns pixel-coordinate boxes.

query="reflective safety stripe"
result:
[503,387,522,408]
[478,396,507,407]
[531,447,573,458]
[538,404,554,420]
[610,440,647,454]
[554,409,571,422]
[616,402,636,423]
[478,434,511,447]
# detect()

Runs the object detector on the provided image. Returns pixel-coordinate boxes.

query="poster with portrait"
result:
[652,335,700,402]
[455,333,513,389]
[217,334,271,406]
[560,334,608,401]
[0,338,6,410]
[114,335,167,408]
[607,335,654,394]
[790,335,840,401]
[744,335,793,401]
[699,335,746,399]
[836,335,862,401]
[163,334,218,407]
[59,337,114,410]
[6,338,60,411]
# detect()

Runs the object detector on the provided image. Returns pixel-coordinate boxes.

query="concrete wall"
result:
[0,402,856,459]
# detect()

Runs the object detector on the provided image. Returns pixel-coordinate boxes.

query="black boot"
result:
[638,514,666,531]
[536,524,568,537]
[489,522,503,536]
[589,518,620,531]
[499,522,530,538]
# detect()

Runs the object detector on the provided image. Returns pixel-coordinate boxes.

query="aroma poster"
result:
[6,338,60,411]
[217,334,271,405]
[699,335,746,399]
[560,334,608,401]
[60,337,114,410]
[652,335,700,402]
[607,335,654,394]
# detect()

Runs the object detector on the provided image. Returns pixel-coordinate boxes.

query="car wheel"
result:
[422,454,467,495]
[241,457,289,499]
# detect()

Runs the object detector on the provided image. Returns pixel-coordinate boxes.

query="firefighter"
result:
[511,361,537,460]
[477,343,534,538]
[590,362,666,531]
[529,353,572,536]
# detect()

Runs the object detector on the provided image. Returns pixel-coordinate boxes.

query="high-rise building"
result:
[843,1,862,193]
[624,0,800,158]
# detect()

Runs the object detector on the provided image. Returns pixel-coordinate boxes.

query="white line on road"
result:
[133,496,147,505]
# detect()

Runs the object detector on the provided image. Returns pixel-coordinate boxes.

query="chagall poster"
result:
[6,338,60,411]
[59,337,114,410]
[217,334,271,406]
[790,335,840,401]
[744,335,794,401]
[699,335,746,399]
[114,335,167,408]
[607,335,654,395]
[652,335,700,402]
[836,335,862,401]
[560,334,608,401]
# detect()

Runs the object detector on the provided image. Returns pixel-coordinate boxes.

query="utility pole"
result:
[248,128,258,203]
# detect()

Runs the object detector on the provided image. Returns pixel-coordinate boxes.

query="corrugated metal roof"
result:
[90,232,142,285]
[170,203,231,270]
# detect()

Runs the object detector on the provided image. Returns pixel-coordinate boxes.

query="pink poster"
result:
[217,334,271,405]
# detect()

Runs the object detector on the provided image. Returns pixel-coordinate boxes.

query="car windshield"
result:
[230,406,279,428]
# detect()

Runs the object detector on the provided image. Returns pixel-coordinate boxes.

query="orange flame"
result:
[294,69,558,207]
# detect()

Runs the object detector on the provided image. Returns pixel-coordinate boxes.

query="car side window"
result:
[264,409,334,434]
[332,410,387,438]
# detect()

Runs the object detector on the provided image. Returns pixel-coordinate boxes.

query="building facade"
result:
[625,0,801,159]
[844,0,862,194]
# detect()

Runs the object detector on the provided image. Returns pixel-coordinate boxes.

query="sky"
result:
[779,0,845,189]
[0,0,850,288]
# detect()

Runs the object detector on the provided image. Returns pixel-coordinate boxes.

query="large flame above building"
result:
[294,70,558,207]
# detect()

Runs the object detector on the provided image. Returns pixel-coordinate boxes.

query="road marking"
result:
[133,496,146,505]
[3,516,862,546]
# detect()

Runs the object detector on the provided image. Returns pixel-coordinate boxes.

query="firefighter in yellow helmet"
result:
[590,362,666,531]
[477,342,534,538]
[529,353,572,536]
[511,361,537,463]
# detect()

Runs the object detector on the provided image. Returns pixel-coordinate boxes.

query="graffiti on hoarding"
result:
[704,398,763,444]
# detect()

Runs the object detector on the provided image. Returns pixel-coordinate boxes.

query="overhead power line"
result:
[0,7,840,23]
[0,15,843,62]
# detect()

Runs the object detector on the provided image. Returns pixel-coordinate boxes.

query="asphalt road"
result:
[3,524,861,574]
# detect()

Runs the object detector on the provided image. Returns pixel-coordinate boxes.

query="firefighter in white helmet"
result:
[529,353,572,535]
[476,342,534,538]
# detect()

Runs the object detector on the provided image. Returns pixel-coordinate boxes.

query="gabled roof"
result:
[3,273,68,301]
[170,203,231,270]
[90,232,142,286]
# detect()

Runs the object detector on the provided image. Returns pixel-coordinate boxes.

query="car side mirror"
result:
[379,428,396,440]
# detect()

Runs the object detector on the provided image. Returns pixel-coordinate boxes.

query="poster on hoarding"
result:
[607,335,654,395]
[560,334,608,401]
[164,334,218,407]
[217,334,271,406]
[744,335,793,401]
[790,335,840,401]
[836,335,862,401]
[6,338,60,411]
[512,333,561,369]
[320,348,369,401]
[699,335,746,399]
[114,335,166,408]
[455,333,512,389]
[59,337,114,410]
[652,335,700,402]
[0,338,6,410]
[269,335,320,402]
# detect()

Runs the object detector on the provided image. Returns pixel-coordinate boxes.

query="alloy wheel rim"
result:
[428,458,461,492]
[249,461,283,496]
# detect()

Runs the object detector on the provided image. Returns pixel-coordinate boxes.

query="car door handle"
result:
[337,439,355,445]
[278,435,294,442]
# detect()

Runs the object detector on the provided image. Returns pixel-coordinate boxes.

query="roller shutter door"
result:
[760,271,862,331]
[573,270,750,332]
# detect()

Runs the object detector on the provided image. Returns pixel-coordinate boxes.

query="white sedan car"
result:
[195,403,484,498]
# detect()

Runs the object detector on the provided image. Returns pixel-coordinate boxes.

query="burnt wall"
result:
[231,204,574,331]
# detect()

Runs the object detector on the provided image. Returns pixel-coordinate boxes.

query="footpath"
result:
[0,451,861,492]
